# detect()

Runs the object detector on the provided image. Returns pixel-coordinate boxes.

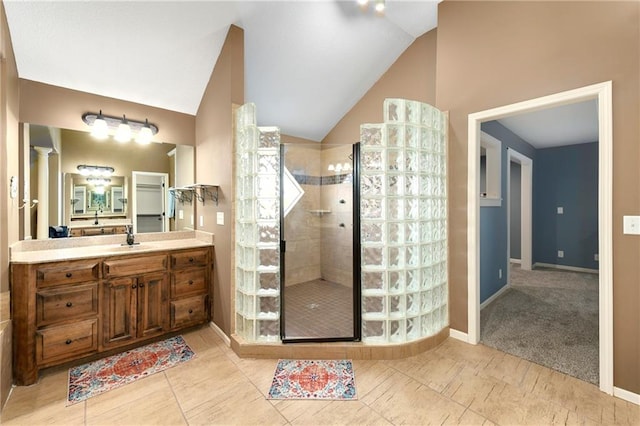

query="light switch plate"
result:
[623,215,640,235]
[199,215,204,227]
[557,207,563,214]
[178,209,184,220]
[558,250,564,258]
[216,212,225,225]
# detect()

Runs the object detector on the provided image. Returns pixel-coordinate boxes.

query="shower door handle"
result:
[280,240,286,253]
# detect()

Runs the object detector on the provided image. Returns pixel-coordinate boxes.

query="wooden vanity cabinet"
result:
[11,246,213,386]
[69,226,128,237]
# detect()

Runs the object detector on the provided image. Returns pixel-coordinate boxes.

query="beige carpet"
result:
[481,264,599,384]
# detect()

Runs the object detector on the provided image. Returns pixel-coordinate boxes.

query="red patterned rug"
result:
[67,335,195,405]
[267,359,357,400]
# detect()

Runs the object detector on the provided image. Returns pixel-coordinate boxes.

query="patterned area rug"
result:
[67,335,195,405]
[267,359,357,400]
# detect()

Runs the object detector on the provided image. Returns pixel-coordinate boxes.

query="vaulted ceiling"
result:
[4,0,439,142]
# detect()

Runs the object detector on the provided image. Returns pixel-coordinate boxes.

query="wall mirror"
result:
[21,124,195,239]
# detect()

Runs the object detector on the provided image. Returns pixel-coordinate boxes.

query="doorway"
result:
[131,171,168,233]
[466,81,613,394]
[279,142,361,342]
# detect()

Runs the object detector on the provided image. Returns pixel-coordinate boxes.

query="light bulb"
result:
[136,119,153,144]
[357,0,368,5]
[79,167,91,176]
[375,0,385,12]
[328,164,335,171]
[115,115,131,142]
[91,111,109,140]
[343,163,351,171]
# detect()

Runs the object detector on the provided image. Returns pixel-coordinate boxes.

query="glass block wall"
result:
[235,103,281,342]
[360,99,448,343]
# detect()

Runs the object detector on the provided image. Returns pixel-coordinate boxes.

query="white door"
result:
[132,172,168,233]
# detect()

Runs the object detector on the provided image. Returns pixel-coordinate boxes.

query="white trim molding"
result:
[449,328,469,343]
[480,283,511,310]
[613,387,640,406]
[467,81,614,395]
[533,262,598,275]
[209,321,231,347]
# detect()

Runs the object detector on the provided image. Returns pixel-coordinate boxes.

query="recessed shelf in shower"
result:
[308,209,331,216]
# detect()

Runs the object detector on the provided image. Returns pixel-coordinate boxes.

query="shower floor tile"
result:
[283,279,354,340]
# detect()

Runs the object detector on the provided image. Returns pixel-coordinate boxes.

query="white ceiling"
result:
[4,0,440,142]
[497,99,599,149]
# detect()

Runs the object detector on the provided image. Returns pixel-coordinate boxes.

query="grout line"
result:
[163,371,190,426]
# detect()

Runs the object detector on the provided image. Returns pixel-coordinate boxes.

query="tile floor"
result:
[283,279,354,339]
[1,325,638,425]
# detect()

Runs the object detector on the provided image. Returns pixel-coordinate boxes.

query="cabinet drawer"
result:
[170,294,207,329]
[36,319,98,365]
[82,227,113,236]
[104,255,167,277]
[36,261,100,288]
[36,283,98,327]
[170,249,209,269]
[171,268,207,299]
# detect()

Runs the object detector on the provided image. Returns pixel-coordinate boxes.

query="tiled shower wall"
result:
[283,144,354,288]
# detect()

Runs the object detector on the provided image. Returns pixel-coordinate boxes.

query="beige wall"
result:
[0,0,20,410]
[20,80,195,147]
[195,25,244,336]
[322,29,437,145]
[436,1,640,393]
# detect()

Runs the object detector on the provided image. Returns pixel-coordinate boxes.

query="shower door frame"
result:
[279,143,362,343]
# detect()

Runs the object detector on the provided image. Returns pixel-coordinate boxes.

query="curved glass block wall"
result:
[360,99,448,343]
[235,103,281,342]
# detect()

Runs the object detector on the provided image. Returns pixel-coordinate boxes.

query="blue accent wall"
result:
[479,121,536,303]
[533,142,599,270]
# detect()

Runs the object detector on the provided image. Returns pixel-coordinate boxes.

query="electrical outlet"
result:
[594,254,599,261]
[558,250,564,258]
[557,207,564,214]
[498,269,502,279]
[216,212,225,225]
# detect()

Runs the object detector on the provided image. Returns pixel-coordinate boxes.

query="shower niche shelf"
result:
[308,209,331,216]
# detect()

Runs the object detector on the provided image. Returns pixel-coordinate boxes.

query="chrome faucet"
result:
[126,225,135,246]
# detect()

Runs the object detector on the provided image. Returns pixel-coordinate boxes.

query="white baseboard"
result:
[480,283,511,310]
[614,386,640,405]
[510,258,521,264]
[449,328,469,343]
[533,262,599,274]
[209,321,231,347]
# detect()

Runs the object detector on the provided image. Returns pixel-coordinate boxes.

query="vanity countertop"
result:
[10,230,214,264]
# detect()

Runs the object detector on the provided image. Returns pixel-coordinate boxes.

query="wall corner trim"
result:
[480,283,511,310]
[209,321,231,347]
[613,387,640,406]
[449,328,469,343]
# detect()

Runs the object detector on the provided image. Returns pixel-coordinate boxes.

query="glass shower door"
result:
[280,143,360,342]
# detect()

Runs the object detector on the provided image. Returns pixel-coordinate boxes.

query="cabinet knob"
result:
[132,284,137,289]
[139,283,145,288]
[65,273,73,278]
[188,257,194,263]
[65,339,72,345]
[188,309,193,314]
[188,280,193,285]
[66,302,72,307]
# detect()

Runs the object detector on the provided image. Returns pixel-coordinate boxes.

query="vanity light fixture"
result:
[77,164,114,177]
[82,111,159,144]
[356,0,385,13]
[327,162,352,173]
[115,115,131,143]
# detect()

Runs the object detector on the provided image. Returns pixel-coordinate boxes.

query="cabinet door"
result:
[102,277,137,348]
[137,273,169,339]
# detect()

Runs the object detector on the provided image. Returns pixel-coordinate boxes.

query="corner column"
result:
[34,146,52,239]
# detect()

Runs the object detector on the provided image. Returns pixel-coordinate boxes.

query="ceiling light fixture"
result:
[82,111,159,144]
[77,164,114,177]
[375,0,385,13]
[357,0,368,5]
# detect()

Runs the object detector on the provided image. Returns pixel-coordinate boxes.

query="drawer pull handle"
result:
[65,273,73,278]
[65,339,72,345]
[132,284,137,289]
[188,280,194,285]
[188,257,194,263]
[188,309,193,314]
[66,302,73,307]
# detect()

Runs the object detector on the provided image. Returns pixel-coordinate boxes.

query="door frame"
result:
[131,171,169,233]
[506,148,533,273]
[466,81,613,394]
